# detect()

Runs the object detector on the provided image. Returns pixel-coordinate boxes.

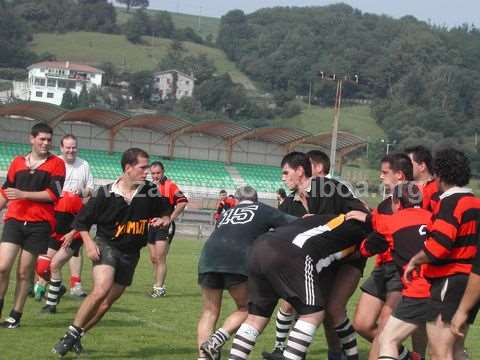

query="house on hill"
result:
[13,61,104,106]
[152,70,195,101]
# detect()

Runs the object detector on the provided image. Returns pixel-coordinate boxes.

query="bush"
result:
[0,68,27,81]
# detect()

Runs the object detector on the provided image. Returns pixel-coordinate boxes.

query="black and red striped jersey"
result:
[423,188,480,278]
[362,207,433,298]
[1,154,65,227]
[369,197,394,266]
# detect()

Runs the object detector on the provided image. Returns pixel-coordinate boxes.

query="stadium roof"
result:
[0,103,366,160]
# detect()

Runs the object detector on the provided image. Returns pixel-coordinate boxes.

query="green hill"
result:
[29,32,254,89]
[273,104,385,141]
[115,7,220,40]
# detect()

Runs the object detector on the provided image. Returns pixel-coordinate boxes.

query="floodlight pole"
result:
[330,79,342,176]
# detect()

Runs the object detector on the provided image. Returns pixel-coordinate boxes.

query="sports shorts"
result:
[1,219,51,255]
[360,261,403,301]
[147,222,176,244]
[198,272,248,290]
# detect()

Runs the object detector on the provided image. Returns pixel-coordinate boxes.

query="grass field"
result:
[2,237,479,359]
[29,32,255,90]
[115,8,220,40]
[273,104,385,141]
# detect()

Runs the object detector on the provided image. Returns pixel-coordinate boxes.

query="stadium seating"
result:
[234,163,284,193]
[0,142,236,189]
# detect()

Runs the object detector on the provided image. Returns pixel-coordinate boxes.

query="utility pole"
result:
[318,72,358,176]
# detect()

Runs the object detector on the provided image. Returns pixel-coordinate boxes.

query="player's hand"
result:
[150,216,170,228]
[60,230,76,248]
[85,242,100,261]
[451,310,468,337]
[403,259,418,283]
[4,188,25,200]
[345,210,368,222]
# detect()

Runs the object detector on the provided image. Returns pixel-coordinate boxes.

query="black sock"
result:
[0,298,3,317]
[398,346,409,360]
[9,309,22,322]
[68,324,83,337]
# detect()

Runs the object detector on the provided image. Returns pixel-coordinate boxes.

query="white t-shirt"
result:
[62,157,94,194]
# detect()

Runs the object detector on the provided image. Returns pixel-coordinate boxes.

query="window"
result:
[47,93,54,98]
[34,78,46,86]
[47,79,56,87]
[35,91,43,98]
[58,79,76,89]
[156,77,160,82]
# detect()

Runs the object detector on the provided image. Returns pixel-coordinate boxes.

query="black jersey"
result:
[255,214,369,273]
[281,177,367,217]
[198,201,295,276]
[74,180,171,253]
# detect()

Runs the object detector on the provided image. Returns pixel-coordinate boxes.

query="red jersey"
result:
[362,207,433,298]
[1,154,65,229]
[420,178,441,215]
[157,178,188,207]
[369,197,394,266]
[423,188,480,278]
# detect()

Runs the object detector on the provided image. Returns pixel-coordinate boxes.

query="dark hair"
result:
[121,148,149,171]
[31,122,53,137]
[60,134,77,147]
[281,151,312,177]
[404,145,433,174]
[150,161,164,170]
[433,148,470,187]
[392,182,422,208]
[381,153,413,181]
[307,150,330,174]
[219,189,227,195]
[276,188,287,199]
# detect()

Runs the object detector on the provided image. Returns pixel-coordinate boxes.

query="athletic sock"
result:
[9,309,22,322]
[274,308,295,350]
[335,317,359,360]
[46,279,62,306]
[398,346,409,360]
[229,323,259,360]
[283,319,317,360]
[211,327,230,348]
[70,276,81,289]
[328,351,345,360]
[378,357,398,360]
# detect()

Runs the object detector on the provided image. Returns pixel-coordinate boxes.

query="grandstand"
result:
[0,102,366,200]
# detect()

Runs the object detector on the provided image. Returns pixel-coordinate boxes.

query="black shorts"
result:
[147,222,176,244]
[48,237,83,257]
[247,239,324,318]
[393,296,430,324]
[1,219,51,255]
[427,274,479,324]
[360,262,403,301]
[198,272,247,290]
[94,239,140,287]
[339,256,368,275]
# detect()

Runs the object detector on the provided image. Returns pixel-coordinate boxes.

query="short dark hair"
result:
[31,122,53,137]
[433,148,470,187]
[150,161,164,170]
[121,148,149,171]
[276,188,287,199]
[307,150,330,174]
[281,151,312,177]
[392,182,422,208]
[60,134,77,147]
[404,145,433,174]
[381,153,413,181]
[219,189,227,195]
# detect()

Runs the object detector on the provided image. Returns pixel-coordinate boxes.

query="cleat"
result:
[34,283,46,301]
[200,336,223,360]
[41,304,57,314]
[52,330,79,357]
[0,316,20,329]
[150,286,166,298]
[72,337,84,355]
[262,347,285,360]
[70,284,87,298]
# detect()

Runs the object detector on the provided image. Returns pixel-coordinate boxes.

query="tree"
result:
[61,89,75,109]
[124,9,150,43]
[129,70,153,103]
[116,0,148,13]
[78,84,89,108]
[150,11,175,38]
[217,10,251,60]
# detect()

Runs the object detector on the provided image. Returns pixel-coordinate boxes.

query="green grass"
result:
[116,8,220,40]
[2,238,480,359]
[29,32,255,89]
[273,104,385,141]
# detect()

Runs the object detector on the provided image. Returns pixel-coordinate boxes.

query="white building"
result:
[152,70,195,101]
[18,61,104,106]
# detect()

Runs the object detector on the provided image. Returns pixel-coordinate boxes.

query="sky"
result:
[142,0,479,28]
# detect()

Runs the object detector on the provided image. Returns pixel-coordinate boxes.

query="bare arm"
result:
[451,273,480,337]
[404,250,430,282]
[170,202,187,222]
[79,230,100,262]
[3,188,55,202]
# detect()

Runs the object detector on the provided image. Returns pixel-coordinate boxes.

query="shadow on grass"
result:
[81,345,196,359]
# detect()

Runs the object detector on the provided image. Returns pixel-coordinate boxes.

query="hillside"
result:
[115,7,220,40]
[273,104,385,141]
[29,32,255,89]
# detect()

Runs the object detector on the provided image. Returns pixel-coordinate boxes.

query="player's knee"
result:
[16,268,31,282]
[325,302,346,323]
[352,316,373,337]
[89,287,110,302]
